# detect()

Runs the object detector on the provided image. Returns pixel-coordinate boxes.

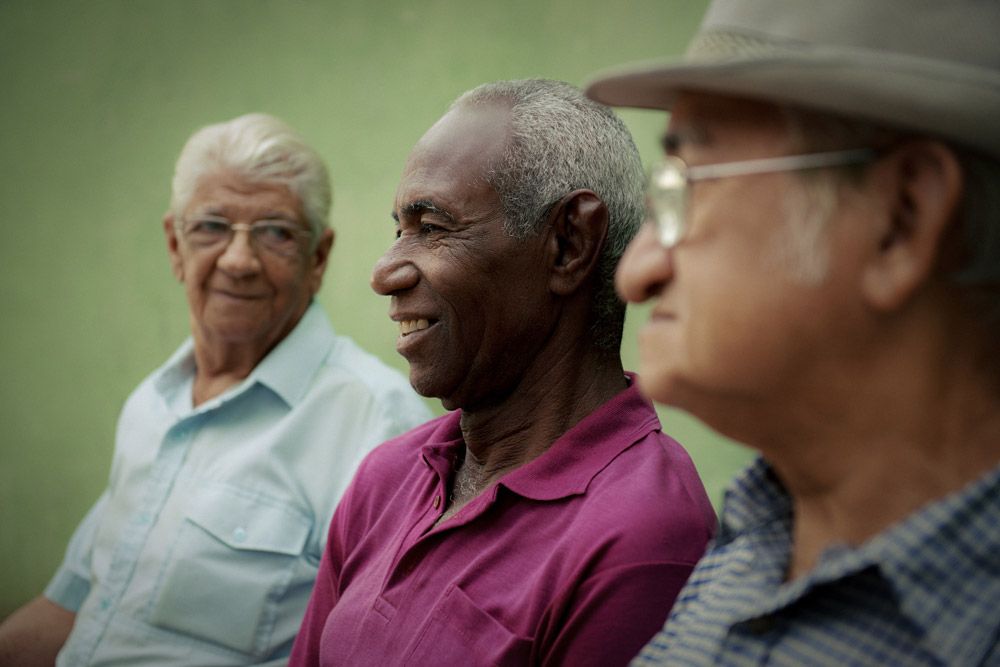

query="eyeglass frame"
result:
[178,215,315,258]
[645,148,879,248]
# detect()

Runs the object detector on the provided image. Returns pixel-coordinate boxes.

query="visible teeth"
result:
[399,319,430,335]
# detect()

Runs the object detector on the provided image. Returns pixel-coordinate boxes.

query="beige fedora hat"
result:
[585,0,1000,157]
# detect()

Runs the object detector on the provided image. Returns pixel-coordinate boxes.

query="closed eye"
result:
[254,222,297,243]
[189,218,231,235]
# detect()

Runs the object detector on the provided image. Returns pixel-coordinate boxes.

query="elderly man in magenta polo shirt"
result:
[0,113,430,667]
[289,79,716,666]
[585,0,1000,664]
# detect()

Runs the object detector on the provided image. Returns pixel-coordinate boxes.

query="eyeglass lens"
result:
[646,158,688,247]
[184,219,306,256]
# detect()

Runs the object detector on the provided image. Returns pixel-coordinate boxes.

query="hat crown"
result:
[584,0,1000,158]
[699,0,1000,69]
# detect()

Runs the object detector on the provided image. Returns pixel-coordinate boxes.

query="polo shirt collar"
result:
[417,411,465,478]
[429,376,658,501]
[417,375,661,502]
[501,375,660,500]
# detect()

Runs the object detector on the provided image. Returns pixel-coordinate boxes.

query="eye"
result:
[420,222,445,234]
[189,219,231,236]
[255,222,297,243]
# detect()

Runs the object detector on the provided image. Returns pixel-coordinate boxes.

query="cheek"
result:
[650,253,785,392]
[267,261,311,301]
[635,324,682,402]
[181,257,211,296]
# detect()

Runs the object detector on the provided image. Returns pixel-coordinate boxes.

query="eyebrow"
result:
[195,208,296,222]
[392,200,456,224]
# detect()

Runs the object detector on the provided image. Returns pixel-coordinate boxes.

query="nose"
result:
[370,243,419,295]
[216,227,262,278]
[615,224,675,303]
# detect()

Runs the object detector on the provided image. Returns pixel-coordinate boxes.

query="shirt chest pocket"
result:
[149,486,311,657]
[405,583,533,666]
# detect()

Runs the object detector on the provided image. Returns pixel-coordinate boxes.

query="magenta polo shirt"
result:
[290,377,716,667]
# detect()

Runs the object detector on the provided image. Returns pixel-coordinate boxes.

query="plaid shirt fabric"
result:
[633,458,1000,666]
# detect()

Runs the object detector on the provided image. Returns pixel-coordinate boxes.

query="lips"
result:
[213,288,268,300]
[391,314,440,356]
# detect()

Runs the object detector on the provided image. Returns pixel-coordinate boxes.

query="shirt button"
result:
[100,597,112,610]
[232,527,248,543]
[433,496,441,509]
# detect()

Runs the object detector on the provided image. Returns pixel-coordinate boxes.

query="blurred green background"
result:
[0,0,752,617]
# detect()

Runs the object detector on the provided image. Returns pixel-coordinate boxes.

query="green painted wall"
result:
[0,0,752,616]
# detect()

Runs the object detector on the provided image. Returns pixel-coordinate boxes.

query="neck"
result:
[189,332,272,406]
[763,318,1000,579]
[451,346,626,505]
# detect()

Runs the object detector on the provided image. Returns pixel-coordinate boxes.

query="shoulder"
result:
[325,334,407,388]
[352,413,455,482]
[572,430,716,566]
[117,340,192,425]
[322,334,424,403]
[332,413,456,526]
[299,332,432,431]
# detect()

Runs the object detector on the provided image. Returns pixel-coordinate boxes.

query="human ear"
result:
[546,190,609,296]
[163,213,184,282]
[862,141,963,311]
[308,227,335,295]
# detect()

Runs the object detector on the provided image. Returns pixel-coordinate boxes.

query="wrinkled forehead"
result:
[395,104,512,214]
[186,170,304,219]
[407,103,511,176]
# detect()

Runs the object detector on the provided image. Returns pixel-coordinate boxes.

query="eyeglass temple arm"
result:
[685,148,878,182]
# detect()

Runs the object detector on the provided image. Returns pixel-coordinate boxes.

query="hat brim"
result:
[585,50,1000,157]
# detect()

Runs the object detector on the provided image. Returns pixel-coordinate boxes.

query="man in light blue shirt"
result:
[0,113,431,666]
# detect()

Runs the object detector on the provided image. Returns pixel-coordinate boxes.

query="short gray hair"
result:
[451,79,645,351]
[169,113,332,237]
[784,108,1000,333]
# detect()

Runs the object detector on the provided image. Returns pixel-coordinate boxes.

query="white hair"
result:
[169,113,331,237]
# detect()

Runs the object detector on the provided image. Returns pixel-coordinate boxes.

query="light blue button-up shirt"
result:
[46,302,432,666]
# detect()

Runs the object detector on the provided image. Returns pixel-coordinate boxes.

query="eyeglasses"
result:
[180,217,313,257]
[645,148,878,248]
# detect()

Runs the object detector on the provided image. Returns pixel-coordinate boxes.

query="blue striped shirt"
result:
[633,458,1000,666]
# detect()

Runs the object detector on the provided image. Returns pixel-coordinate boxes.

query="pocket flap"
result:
[185,485,310,556]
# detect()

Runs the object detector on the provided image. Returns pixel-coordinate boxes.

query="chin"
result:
[408,370,467,412]
[635,372,674,405]
[407,369,444,400]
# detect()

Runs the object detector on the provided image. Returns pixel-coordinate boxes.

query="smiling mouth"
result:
[399,319,434,336]
[217,290,266,300]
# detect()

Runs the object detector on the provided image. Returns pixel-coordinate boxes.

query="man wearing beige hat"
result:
[586,0,1000,664]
